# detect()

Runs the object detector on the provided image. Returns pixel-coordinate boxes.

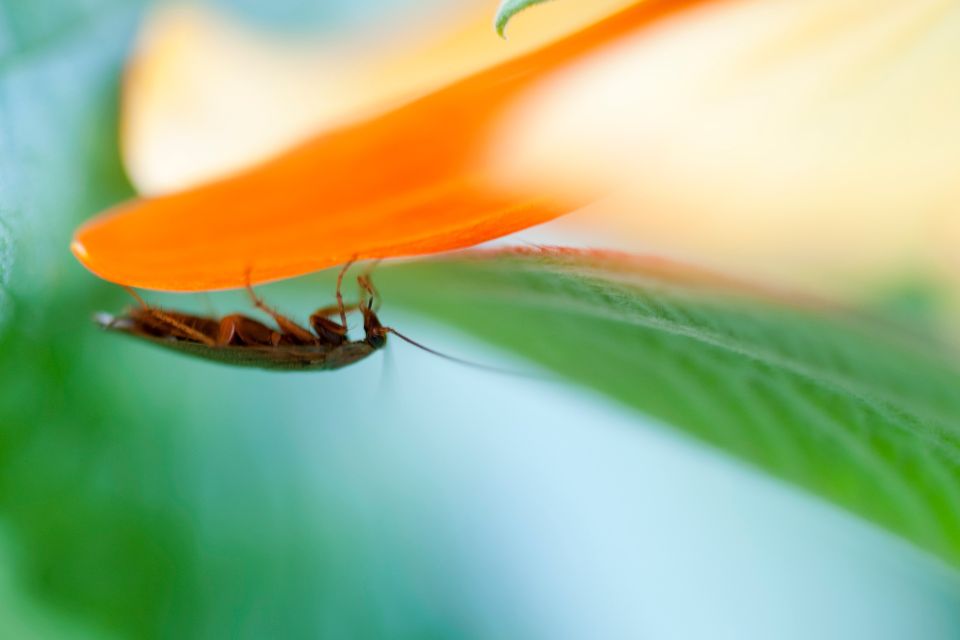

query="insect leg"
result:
[244,278,317,344]
[308,312,348,346]
[357,272,377,312]
[312,302,359,318]
[308,299,362,346]
[121,286,217,346]
[218,314,283,346]
[357,260,382,312]
[356,276,388,348]
[334,258,355,330]
[122,285,149,308]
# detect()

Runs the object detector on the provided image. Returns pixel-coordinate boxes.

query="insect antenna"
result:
[356,270,537,378]
[383,327,538,379]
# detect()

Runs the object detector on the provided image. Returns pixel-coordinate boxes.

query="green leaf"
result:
[378,249,960,566]
[495,0,555,37]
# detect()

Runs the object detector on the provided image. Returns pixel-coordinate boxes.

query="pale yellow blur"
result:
[123,0,636,194]
[489,0,960,299]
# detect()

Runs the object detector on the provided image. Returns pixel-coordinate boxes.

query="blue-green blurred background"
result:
[2,0,960,638]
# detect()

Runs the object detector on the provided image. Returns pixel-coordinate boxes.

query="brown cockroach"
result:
[95,263,453,372]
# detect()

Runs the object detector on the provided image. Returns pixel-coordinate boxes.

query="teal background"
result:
[0,0,958,637]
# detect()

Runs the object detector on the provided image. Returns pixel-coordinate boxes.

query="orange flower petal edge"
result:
[72,0,713,291]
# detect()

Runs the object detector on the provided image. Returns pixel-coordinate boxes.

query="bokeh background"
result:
[2,0,960,638]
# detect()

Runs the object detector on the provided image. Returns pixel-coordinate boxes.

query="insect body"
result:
[97,262,518,375]
[97,270,389,371]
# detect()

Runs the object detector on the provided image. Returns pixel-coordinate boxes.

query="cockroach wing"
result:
[96,313,377,371]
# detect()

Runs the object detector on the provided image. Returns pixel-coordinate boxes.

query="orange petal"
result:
[122,1,638,194]
[72,0,713,291]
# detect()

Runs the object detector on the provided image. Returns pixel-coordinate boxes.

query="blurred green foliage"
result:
[0,1,471,637]
[377,252,960,567]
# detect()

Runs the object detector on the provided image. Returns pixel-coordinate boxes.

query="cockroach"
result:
[95,263,465,372]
